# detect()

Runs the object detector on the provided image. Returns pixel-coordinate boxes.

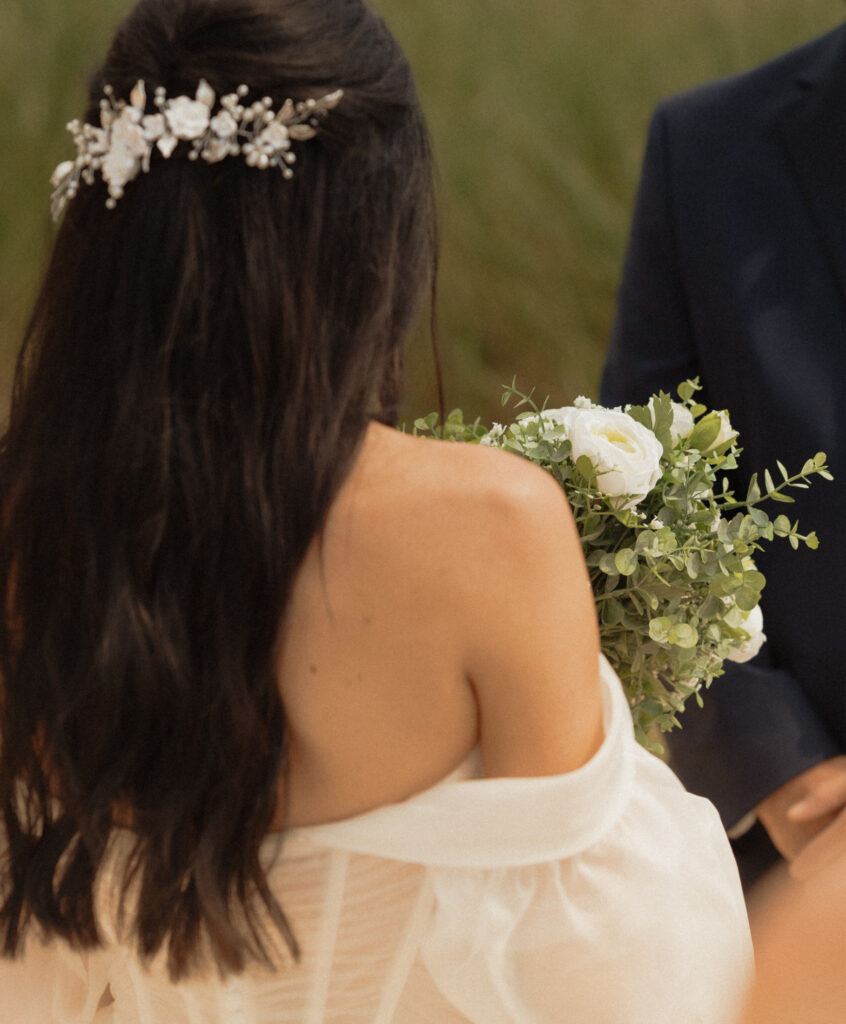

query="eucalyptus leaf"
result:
[668,623,699,649]
[603,598,626,626]
[734,585,762,612]
[574,454,597,486]
[614,549,638,576]
[687,413,722,452]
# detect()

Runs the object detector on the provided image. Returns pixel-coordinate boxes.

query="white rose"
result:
[726,603,766,663]
[703,410,738,453]
[552,406,663,509]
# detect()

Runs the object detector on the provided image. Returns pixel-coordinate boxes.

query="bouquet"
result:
[415,380,831,750]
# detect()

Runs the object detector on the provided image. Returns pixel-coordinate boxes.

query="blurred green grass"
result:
[1,0,842,425]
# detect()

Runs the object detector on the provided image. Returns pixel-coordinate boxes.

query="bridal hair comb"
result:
[49,79,344,220]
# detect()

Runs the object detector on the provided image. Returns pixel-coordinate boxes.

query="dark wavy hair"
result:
[0,0,436,980]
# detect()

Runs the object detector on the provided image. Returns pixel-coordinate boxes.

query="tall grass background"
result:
[0,0,842,425]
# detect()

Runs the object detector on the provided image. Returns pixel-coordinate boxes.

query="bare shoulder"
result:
[361,425,603,777]
[368,424,572,538]
[279,423,602,826]
[357,425,588,603]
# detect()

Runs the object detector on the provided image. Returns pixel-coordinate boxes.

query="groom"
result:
[601,21,846,887]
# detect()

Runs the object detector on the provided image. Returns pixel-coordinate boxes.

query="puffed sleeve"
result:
[419,748,753,1024]
[1,931,111,1024]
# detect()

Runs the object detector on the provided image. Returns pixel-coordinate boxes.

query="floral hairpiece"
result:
[50,79,343,220]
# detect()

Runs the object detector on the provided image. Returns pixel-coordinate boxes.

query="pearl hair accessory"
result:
[49,79,343,220]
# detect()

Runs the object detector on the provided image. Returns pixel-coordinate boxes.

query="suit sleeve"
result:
[601,105,701,407]
[600,103,840,826]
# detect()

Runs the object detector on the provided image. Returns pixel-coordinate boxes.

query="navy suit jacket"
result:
[601,23,846,830]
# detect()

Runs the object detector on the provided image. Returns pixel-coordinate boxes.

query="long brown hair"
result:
[0,0,436,980]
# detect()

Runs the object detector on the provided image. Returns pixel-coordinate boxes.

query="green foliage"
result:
[420,380,831,752]
[413,408,488,443]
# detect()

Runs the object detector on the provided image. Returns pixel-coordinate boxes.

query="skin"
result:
[755,757,846,881]
[272,422,604,829]
[740,853,846,1024]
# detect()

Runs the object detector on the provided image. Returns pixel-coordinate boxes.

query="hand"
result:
[786,759,846,881]
[755,757,846,866]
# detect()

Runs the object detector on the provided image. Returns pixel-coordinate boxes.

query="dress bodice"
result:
[1,657,752,1024]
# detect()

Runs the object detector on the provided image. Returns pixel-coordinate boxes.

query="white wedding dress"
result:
[1,657,752,1024]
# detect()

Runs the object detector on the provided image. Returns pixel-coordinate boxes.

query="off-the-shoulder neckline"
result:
[262,656,638,869]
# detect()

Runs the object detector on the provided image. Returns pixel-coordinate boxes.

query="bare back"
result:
[274,423,603,829]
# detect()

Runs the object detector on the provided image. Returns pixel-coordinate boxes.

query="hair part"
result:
[0,0,437,979]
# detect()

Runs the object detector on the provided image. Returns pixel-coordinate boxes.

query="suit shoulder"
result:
[655,21,845,131]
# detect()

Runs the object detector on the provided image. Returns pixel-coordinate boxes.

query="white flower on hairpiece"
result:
[141,114,166,141]
[49,78,344,219]
[111,114,145,150]
[259,121,291,151]
[102,110,148,191]
[201,137,228,163]
[102,147,140,191]
[166,95,212,139]
[209,110,238,139]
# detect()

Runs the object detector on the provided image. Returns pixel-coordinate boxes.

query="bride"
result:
[1,0,751,1020]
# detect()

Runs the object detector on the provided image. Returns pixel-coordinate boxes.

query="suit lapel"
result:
[778,24,846,309]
